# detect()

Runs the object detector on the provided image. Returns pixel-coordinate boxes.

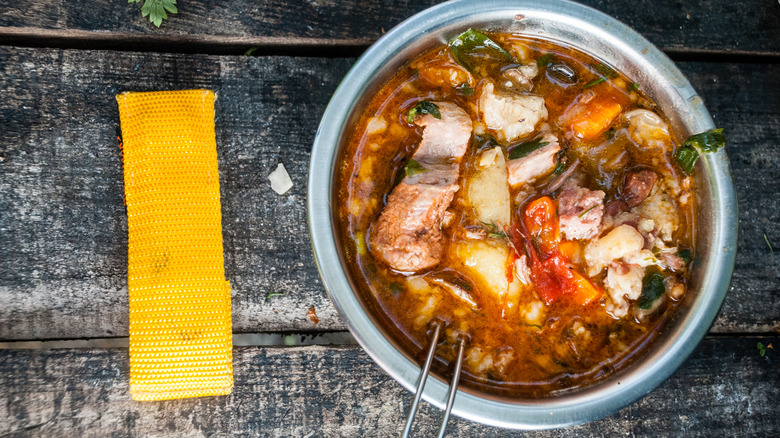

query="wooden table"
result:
[0,1,778,436]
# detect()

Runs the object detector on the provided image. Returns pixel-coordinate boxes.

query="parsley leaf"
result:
[628,82,641,92]
[407,101,441,124]
[757,342,767,357]
[637,268,665,309]
[130,0,178,28]
[508,137,549,160]
[403,159,428,177]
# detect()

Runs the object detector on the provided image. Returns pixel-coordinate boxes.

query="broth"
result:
[335,31,695,397]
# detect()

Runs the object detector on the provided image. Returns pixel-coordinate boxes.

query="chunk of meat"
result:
[506,133,561,187]
[622,170,657,207]
[557,179,605,241]
[478,82,548,142]
[371,102,472,271]
[584,224,645,276]
[604,262,644,318]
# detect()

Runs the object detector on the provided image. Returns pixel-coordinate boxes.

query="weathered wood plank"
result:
[0,1,777,56]
[0,47,778,340]
[0,338,777,436]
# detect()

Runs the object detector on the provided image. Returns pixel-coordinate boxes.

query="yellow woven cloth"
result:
[117,89,233,401]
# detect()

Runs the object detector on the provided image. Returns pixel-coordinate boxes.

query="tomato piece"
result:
[523,196,559,258]
[527,246,563,305]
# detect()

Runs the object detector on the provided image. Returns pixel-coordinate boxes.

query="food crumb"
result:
[307,306,320,324]
[268,163,293,195]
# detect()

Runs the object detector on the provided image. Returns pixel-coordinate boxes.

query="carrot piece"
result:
[567,270,603,305]
[558,240,582,264]
[570,98,622,140]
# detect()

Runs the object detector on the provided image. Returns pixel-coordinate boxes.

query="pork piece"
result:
[557,179,606,240]
[506,133,561,187]
[478,82,548,142]
[605,262,644,318]
[370,102,472,272]
[622,170,657,207]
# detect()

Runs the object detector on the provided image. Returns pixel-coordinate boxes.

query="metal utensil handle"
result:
[437,337,466,438]
[401,322,442,438]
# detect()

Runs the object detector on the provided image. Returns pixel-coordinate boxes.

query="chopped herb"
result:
[403,159,428,177]
[265,291,285,302]
[628,82,641,92]
[456,82,474,96]
[389,282,404,297]
[677,248,693,264]
[637,268,665,309]
[683,128,726,153]
[651,246,661,255]
[473,133,500,151]
[674,144,699,175]
[583,76,607,89]
[591,62,618,78]
[407,101,441,124]
[449,29,513,76]
[520,322,543,329]
[536,53,556,67]
[481,221,507,239]
[553,159,566,175]
[757,342,767,356]
[674,128,726,174]
[508,137,549,160]
[578,205,597,218]
[244,46,259,56]
[765,234,774,253]
[554,359,569,368]
[470,308,486,317]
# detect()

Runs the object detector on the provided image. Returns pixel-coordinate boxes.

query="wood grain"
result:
[0,48,778,340]
[0,1,777,56]
[0,338,777,437]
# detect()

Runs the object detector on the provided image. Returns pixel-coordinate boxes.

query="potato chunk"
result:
[467,147,511,227]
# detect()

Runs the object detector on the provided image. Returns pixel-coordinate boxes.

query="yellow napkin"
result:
[117,90,233,401]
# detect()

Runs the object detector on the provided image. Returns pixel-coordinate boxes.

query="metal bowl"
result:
[308,0,737,429]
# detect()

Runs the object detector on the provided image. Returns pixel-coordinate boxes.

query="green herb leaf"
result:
[449,29,513,76]
[403,159,428,177]
[508,137,549,160]
[536,53,556,67]
[757,342,766,357]
[265,291,285,302]
[244,46,259,56]
[481,221,507,239]
[389,282,404,297]
[407,101,441,124]
[578,205,597,218]
[637,268,665,309]
[135,0,178,28]
[674,144,699,175]
[677,248,693,264]
[473,133,499,151]
[456,82,474,96]
[628,82,641,92]
[683,128,726,153]
[583,76,607,89]
[765,233,774,254]
[591,63,618,79]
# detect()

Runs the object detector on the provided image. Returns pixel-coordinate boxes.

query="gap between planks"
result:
[1,26,780,63]
[0,332,359,350]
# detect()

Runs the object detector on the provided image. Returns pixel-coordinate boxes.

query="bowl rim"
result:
[308,0,737,429]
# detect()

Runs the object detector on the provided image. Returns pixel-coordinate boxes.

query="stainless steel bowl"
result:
[308,0,737,429]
